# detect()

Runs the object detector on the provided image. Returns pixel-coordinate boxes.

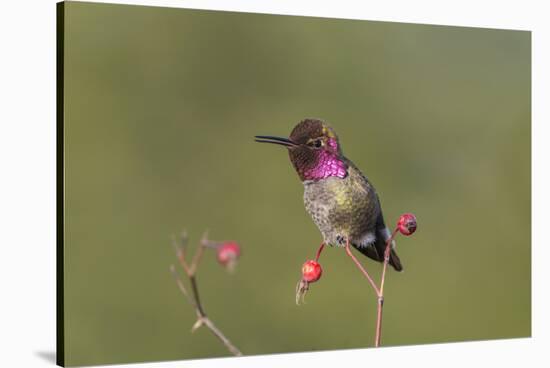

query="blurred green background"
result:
[62,2,530,366]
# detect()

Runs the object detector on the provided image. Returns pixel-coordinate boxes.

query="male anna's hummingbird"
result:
[255,118,403,271]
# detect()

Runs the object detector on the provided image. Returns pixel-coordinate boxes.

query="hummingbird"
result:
[255,118,403,271]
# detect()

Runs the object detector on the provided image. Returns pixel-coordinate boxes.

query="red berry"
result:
[217,242,241,266]
[301,260,322,282]
[397,213,417,236]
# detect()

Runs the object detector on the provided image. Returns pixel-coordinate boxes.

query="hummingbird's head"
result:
[255,118,348,182]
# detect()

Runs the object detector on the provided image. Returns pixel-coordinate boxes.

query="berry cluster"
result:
[295,213,417,305]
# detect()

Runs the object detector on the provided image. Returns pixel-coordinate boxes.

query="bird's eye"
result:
[314,139,323,148]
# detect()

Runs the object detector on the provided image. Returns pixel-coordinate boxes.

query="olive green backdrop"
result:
[61,2,530,366]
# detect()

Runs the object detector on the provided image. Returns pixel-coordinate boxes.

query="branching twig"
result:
[344,239,380,296]
[170,231,242,357]
[344,229,398,347]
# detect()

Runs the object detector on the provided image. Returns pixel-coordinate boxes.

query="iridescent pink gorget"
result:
[302,138,347,181]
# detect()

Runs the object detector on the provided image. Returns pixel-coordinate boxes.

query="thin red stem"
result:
[315,243,325,262]
[344,238,380,296]
[374,227,399,347]
[379,229,398,296]
[374,296,384,347]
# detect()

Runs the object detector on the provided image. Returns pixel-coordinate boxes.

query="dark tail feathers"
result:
[352,241,403,272]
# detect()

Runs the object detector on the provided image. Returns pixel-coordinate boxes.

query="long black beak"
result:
[254,135,297,148]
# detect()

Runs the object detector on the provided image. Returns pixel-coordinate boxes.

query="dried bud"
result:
[397,213,417,236]
[217,242,241,271]
[302,260,322,283]
[295,279,310,305]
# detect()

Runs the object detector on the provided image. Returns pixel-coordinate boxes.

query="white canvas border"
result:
[0,1,546,367]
